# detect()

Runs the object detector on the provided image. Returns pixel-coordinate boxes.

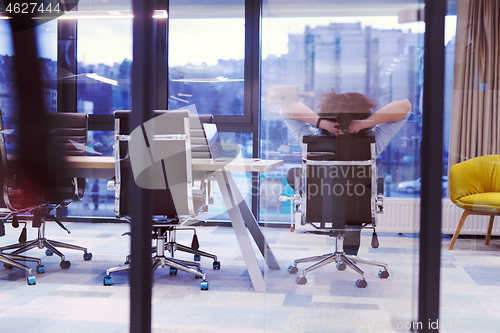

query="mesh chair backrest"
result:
[0,112,88,209]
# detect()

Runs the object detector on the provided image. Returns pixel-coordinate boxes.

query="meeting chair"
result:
[0,218,43,285]
[284,134,389,288]
[0,114,44,285]
[103,109,219,290]
[448,154,500,250]
[0,113,93,272]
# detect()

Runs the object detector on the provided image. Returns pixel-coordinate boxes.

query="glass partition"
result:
[0,20,57,151]
[440,0,500,330]
[66,18,132,218]
[261,4,426,222]
[261,0,424,328]
[0,20,16,151]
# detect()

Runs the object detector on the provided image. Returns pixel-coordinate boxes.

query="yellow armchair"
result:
[448,155,500,250]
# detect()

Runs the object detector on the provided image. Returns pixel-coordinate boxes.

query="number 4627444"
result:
[6,2,61,14]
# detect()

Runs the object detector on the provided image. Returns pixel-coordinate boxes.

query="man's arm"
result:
[281,102,342,134]
[281,102,319,125]
[349,99,411,133]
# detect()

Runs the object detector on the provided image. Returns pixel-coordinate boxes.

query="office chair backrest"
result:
[302,135,375,228]
[46,113,88,157]
[114,110,213,218]
[45,113,88,203]
[116,111,213,158]
[0,111,9,209]
[0,111,8,181]
[1,112,88,209]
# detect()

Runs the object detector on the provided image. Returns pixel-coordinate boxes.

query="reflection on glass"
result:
[76,19,132,116]
[168,0,245,115]
[260,2,426,326]
[261,12,428,224]
[0,21,16,153]
[69,177,114,216]
[0,20,57,152]
[205,132,253,219]
[69,19,132,218]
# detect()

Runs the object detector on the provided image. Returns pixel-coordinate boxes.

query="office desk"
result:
[52,155,284,292]
[62,156,282,174]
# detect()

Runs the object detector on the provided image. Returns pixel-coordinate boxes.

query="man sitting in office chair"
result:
[280,89,411,255]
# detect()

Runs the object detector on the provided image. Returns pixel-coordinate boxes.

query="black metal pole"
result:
[247,0,262,219]
[419,1,446,331]
[130,1,155,332]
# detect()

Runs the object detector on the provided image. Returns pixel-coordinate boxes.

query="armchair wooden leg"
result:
[449,210,472,250]
[485,215,495,245]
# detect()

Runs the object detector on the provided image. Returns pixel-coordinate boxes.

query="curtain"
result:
[449,0,500,167]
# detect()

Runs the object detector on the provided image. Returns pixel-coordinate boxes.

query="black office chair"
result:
[103,110,219,290]
[0,112,44,285]
[0,215,44,285]
[0,113,92,272]
[284,134,389,288]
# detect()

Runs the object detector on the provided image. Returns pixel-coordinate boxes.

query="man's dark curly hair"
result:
[317,89,378,135]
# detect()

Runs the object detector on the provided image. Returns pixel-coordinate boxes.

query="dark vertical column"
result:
[57,20,77,113]
[130,1,155,332]
[156,0,169,110]
[418,0,446,331]
[247,0,262,219]
[10,21,59,194]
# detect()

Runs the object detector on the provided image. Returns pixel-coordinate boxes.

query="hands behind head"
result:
[322,119,373,135]
[319,119,344,135]
[321,119,363,135]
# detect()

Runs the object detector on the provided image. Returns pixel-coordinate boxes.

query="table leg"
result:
[225,171,280,270]
[214,170,266,292]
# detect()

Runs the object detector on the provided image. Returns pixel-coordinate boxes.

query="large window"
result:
[0,20,57,154]
[70,18,132,217]
[0,20,16,154]
[168,0,245,118]
[167,1,250,219]
[259,0,425,324]
[260,5,428,222]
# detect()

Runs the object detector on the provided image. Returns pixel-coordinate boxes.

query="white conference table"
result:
[62,155,284,292]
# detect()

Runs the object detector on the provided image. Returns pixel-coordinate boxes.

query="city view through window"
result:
[0,12,457,221]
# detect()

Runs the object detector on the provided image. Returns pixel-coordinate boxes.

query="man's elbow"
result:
[280,102,301,118]
[401,99,411,113]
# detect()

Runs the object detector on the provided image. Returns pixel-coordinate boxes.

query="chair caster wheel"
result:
[45,249,53,256]
[103,276,112,286]
[27,275,36,285]
[4,263,13,269]
[36,265,45,274]
[336,262,347,271]
[378,269,389,278]
[83,253,93,261]
[356,279,367,288]
[296,275,307,285]
[194,254,201,261]
[288,265,298,274]
[169,268,177,275]
[195,269,204,278]
[200,280,209,290]
[212,261,220,270]
[60,260,71,269]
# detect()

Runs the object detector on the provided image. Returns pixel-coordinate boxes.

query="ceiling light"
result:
[32,10,168,20]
